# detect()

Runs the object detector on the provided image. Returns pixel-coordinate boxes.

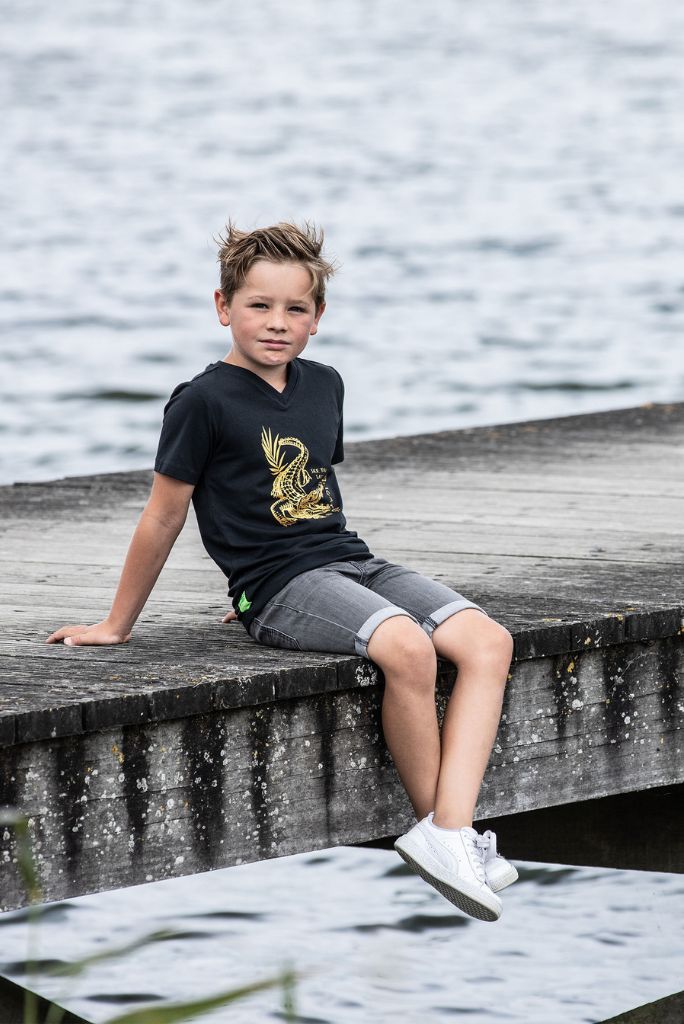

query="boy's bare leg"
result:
[430,610,513,829]
[367,611,513,828]
[367,617,441,820]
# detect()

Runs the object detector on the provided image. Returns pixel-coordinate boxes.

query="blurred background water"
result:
[1,0,683,1020]
[2,0,684,485]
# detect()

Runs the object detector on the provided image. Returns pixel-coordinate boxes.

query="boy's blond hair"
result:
[215,219,339,313]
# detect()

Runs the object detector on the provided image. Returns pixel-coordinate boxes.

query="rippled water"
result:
[2,1,683,1020]
[0,850,682,1023]
[2,0,684,485]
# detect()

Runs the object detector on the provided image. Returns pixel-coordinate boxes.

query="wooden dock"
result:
[0,402,682,913]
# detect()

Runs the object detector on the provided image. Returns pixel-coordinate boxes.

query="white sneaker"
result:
[479,829,519,893]
[394,813,502,922]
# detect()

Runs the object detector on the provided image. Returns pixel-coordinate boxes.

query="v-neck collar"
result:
[215,358,301,405]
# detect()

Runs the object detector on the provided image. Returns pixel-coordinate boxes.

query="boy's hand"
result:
[222,610,238,623]
[46,620,131,646]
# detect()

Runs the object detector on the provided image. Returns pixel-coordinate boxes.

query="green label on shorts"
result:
[238,590,252,612]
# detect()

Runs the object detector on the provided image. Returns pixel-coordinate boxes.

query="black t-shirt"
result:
[154,356,374,630]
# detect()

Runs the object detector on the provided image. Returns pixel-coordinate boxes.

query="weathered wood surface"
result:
[0,402,682,911]
[599,988,684,1024]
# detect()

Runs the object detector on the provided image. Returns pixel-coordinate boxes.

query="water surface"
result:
[2,0,684,484]
[0,848,682,1023]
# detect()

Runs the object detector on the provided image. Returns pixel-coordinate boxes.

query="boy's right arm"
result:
[46,472,195,646]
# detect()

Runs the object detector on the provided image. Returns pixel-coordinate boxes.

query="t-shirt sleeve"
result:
[332,368,345,465]
[154,383,215,485]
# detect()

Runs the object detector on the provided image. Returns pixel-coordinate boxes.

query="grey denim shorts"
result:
[247,556,487,658]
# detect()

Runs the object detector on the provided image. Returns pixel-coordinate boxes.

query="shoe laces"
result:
[461,828,487,884]
[476,829,498,865]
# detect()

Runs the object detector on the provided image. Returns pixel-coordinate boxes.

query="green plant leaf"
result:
[0,808,302,1024]
[281,963,297,1022]
[103,970,298,1024]
[44,930,186,978]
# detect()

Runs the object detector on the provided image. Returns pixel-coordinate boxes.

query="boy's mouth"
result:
[260,340,289,347]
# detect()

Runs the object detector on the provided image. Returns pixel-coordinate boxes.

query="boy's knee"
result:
[490,622,514,659]
[468,618,513,663]
[434,612,513,670]
[366,613,435,672]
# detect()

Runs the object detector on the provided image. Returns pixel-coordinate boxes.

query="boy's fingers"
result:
[47,623,128,647]
[46,625,87,643]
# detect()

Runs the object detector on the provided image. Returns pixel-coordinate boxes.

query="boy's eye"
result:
[250,303,306,312]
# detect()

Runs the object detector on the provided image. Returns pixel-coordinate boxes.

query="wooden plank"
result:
[599,988,684,1023]
[4,490,684,528]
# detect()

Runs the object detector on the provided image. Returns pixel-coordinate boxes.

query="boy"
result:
[47,220,517,923]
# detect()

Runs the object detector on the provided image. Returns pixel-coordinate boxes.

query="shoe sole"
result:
[394,835,502,922]
[488,863,519,893]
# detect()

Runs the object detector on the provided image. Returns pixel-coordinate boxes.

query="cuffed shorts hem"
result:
[353,607,418,658]
[421,598,488,637]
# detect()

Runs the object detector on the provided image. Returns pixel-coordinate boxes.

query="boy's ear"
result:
[310,301,326,335]
[214,289,230,326]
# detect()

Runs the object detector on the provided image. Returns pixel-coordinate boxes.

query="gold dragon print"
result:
[261,426,341,527]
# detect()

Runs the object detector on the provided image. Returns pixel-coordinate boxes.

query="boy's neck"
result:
[221,353,290,392]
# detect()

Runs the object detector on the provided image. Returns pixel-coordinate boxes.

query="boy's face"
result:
[214,259,325,379]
